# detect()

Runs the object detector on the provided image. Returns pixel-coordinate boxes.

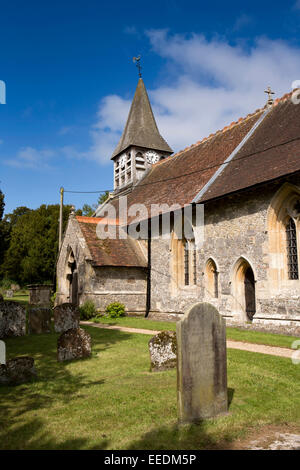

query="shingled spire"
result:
[111,78,173,159]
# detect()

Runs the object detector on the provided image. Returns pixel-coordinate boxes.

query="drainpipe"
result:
[145,224,151,317]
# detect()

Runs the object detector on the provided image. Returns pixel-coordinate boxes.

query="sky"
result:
[1,0,300,213]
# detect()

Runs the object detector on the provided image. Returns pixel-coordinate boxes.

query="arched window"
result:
[171,234,197,288]
[205,258,218,298]
[267,183,300,284]
[184,239,196,286]
[286,218,299,279]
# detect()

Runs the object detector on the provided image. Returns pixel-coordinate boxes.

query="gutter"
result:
[192,107,271,204]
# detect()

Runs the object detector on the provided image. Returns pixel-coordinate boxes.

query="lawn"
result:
[3,290,300,349]
[0,326,299,450]
[92,315,299,349]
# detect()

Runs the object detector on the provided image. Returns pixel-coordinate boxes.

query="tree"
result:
[80,191,110,217]
[1,204,73,285]
[97,191,110,206]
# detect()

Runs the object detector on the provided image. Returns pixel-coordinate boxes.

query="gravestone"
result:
[53,303,80,333]
[28,284,53,306]
[0,357,37,385]
[5,290,13,298]
[57,328,91,362]
[177,302,228,423]
[0,340,5,364]
[148,331,177,372]
[28,307,52,334]
[0,301,26,339]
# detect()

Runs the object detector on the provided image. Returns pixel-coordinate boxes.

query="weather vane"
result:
[133,55,142,78]
[264,86,275,106]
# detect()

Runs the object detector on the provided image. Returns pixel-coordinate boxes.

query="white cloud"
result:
[5,147,55,169]
[62,95,131,164]
[77,30,300,161]
[11,30,300,168]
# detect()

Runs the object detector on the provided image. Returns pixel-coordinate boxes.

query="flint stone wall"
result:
[56,216,147,313]
[149,176,300,331]
[0,301,26,339]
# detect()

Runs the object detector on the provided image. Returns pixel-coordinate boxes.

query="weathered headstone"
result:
[177,302,228,423]
[57,328,91,362]
[0,301,26,339]
[53,303,80,333]
[28,284,53,306]
[0,340,5,364]
[0,357,37,385]
[5,290,13,298]
[28,307,52,334]
[148,331,177,372]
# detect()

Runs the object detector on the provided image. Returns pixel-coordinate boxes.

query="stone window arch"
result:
[171,229,197,289]
[267,183,300,286]
[205,258,219,298]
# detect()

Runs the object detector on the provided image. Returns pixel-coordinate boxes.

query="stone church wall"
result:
[149,175,300,332]
[56,216,147,313]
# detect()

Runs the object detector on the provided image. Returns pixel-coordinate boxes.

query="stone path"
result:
[81,321,294,359]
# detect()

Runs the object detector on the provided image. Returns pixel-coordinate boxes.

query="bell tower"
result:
[111,77,173,194]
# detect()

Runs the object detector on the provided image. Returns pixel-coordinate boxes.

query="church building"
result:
[56,77,300,333]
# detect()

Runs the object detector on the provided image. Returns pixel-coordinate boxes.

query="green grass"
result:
[0,327,299,450]
[3,292,30,306]
[91,315,299,349]
[2,291,299,349]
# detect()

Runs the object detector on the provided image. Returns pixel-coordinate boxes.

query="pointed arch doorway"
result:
[65,249,78,306]
[232,258,256,322]
[244,266,256,321]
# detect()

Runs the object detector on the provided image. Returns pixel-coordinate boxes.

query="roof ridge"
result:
[153,88,298,166]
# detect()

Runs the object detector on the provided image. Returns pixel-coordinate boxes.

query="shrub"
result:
[105,302,125,318]
[79,300,97,320]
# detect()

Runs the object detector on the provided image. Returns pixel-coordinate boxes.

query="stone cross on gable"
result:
[264,86,275,106]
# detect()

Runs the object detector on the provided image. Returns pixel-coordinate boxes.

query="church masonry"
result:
[56,78,300,333]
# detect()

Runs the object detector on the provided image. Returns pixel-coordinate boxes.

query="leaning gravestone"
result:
[28,307,52,334]
[177,302,228,423]
[53,303,80,333]
[0,357,37,385]
[5,290,13,298]
[148,331,177,372]
[0,301,26,339]
[57,328,91,362]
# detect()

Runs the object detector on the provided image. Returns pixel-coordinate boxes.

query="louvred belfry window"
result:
[286,218,299,280]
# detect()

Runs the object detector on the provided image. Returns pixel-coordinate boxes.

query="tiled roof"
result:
[76,217,147,268]
[200,91,300,202]
[111,78,173,159]
[107,90,300,223]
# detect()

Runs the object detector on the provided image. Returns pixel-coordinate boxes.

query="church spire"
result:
[111,78,173,160]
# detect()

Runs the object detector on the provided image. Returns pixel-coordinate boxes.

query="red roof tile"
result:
[76,217,147,267]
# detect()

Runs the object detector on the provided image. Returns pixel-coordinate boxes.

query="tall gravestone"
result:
[177,302,228,423]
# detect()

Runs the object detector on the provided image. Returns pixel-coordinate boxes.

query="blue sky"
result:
[1,0,300,213]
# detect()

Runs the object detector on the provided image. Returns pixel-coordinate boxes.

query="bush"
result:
[79,300,97,320]
[105,302,125,318]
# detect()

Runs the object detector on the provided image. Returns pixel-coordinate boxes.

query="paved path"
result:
[81,321,294,359]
